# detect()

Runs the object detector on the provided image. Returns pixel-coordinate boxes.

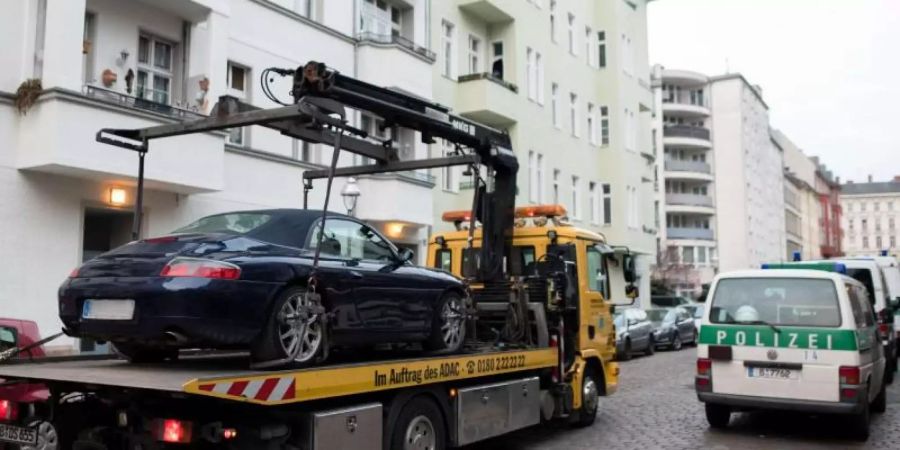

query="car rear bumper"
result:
[698,391,866,415]
[59,276,284,347]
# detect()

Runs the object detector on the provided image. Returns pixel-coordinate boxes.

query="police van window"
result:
[709,278,841,327]
[434,249,452,272]
[846,268,876,304]
[586,245,608,297]
[855,285,876,327]
[848,286,866,328]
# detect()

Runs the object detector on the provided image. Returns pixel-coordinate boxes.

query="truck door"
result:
[583,242,613,352]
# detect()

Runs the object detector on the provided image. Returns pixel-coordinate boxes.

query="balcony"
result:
[455,73,519,128]
[662,101,710,118]
[662,69,708,87]
[662,125,711,149]
[667,227,715,241]
[664,159,712,181]
[666,193,713,207]
[355,172,435,226]
[357,32,436,61]
[457,0,513,23]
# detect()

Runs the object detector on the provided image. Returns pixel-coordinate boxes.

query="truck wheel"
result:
[252,286,326,367]
[572,368,600,427]
[390,397,446,450]
[425,293,465,353]
[112,342,178,363]
[705,404,731,429]
[21,419,58,450]
[872,380,887,413]
[849,399,871,441]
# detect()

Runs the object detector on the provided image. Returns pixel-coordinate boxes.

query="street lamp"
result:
[341,177,361,216]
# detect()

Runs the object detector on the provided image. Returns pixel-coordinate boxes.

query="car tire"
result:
[618,339,632,361]
[872,379,887,414]
[705,403,731,429]
[252,286,326,367]
[112,342,178,363]
[671,334,682,351]
[644,336,655,356]
[849,398,871,441]
[20,419,59,450]
[425,292,466,353]
[389,396,447,450]
[572,367,601,427]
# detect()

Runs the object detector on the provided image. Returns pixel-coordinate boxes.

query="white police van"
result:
[696,263,887,440]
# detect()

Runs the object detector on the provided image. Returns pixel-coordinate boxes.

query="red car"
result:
[0,318,55,450]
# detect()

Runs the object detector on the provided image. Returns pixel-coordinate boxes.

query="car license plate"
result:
[747,366,798,380]
[0,423,38,445]
[82,299,135,320]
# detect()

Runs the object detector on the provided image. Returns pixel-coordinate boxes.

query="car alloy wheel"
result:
[22,420,58,450]
[440,296,464,350]
[278,291,324,363]
[672,334,682,351]
[404,415,437,450]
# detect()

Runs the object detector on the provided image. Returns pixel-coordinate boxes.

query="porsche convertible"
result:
[59,209,467,366]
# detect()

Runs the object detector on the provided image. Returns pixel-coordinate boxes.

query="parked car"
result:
[681,303,705,334]
[647,307,697,350]
[59,209,467,367]
[0,318,55,449]
[614,308,655,360]
[651,295,694,308]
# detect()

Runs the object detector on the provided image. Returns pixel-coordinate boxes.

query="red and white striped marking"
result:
[197,376,296,402]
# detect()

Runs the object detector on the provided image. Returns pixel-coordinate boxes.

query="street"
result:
[471,348,900,449]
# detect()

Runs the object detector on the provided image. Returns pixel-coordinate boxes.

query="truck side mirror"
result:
[623,254,637,283]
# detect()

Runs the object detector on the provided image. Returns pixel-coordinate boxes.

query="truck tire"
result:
[572,367,600,427]
[872,380,887,413]
[252,286,326,367]
[390,397,447,450]
[705,403,730,429]
[112,342,178,363]
[425,293,465,353]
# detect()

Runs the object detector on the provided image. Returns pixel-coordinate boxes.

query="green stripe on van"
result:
[699,325,859,351]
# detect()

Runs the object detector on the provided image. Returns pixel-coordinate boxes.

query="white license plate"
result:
[747,366,799,380]
[82,299,135,320]
[0,423,38,445]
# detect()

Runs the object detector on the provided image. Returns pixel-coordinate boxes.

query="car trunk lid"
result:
[75,234,236,278]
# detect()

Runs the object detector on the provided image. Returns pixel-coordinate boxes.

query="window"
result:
[442,139,457,192]
[549,0,557,43]
[571,176,580,219]
[602,183,612,225]
[589,182,599,224]
[529,151,537,201]
[698,247,707,265]
[585,26,592,66]
[877,236,883,249]
[627,186,638,229]
[536,154,544,202]
[600,106,609,145]
[292,140,315,163]
[682,246,694,265]
[434,249,452,272]
[551,83,560,127]
[526,47,534,100]
[891,236,897,248]
[552,169,560,204]
[863,236,869,248]
[441,20,455,78]
[491,41,504,79]
[311,219,396,261]
[624,108,636,151]
[536,52,544,104]
[360,0,407,37]
[570,93,578,136]
[620,33,633,75]
[467,35,481,74]
[587,103,596,144]
[875,202,880,212]
[597,31,607,67]
[890,218,896,229]
[567,13,576,55]
[136,34,174,105]
[710,278,841,327]
[226,62,250,146]
[586,245,608,297]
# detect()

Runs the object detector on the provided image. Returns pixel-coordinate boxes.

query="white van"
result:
[696,267,886,440]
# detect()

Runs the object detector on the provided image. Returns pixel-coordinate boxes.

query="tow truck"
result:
[0,62,635,449]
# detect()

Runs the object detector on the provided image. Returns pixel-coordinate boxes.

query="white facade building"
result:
[841,177,900,258]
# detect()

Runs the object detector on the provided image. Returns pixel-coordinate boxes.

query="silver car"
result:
[647,307,697,351]
[614,308,655,360]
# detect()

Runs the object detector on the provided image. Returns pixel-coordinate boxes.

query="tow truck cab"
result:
[428,204,638,408]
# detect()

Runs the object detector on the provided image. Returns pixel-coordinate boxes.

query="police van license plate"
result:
[0,423,38,445]
[747,366,798,380]
[82,299,135,320]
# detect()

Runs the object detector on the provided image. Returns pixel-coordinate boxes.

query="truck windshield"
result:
[709,278,841,327]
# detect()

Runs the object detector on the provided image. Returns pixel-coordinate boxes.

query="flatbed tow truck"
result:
[0,62,635,449]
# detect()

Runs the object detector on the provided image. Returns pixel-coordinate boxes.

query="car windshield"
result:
[174,213,273,235]
[646,309,674,323]
[0,327,15,350]
[709,278,841,327]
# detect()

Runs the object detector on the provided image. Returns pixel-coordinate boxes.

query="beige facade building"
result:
[773,128,820,260]
[841,176,900,258]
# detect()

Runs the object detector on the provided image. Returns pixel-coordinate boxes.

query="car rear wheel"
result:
[21,419,58,450]
[849,397,871,441]
[644,336,655,356]
[113,342,178,363]
[252,286,326,367]
[705,404,731,429]
[618,339,632,361]
[425,293,466,353]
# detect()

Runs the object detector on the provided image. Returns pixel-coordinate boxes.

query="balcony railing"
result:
[664,159,711,174]
[457,72,518,93]
[357,32,436,60]
[83,85,206,121]
[663,125,710,140]
[396,170,436,185]
[666,193,713,207]
[667,227,714,240]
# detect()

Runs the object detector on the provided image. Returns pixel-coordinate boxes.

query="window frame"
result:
[307,217,399,263]
[441,20,456,79]
[136,33,176,105]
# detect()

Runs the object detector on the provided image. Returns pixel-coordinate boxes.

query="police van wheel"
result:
[872,380,887,414]
[704,404,730,429]
[849,402,871,441]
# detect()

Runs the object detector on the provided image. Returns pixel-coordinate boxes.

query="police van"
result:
[696,264,887,440]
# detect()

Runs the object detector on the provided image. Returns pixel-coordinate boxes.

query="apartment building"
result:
[650,66,717,297]
[773,128,818,260]
[811,157,843,258]
[430,0,657,306]
[841,176,900,257]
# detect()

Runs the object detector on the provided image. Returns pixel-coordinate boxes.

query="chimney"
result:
[868,174,873,183]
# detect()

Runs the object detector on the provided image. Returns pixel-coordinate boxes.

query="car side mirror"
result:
[397,247,415,264]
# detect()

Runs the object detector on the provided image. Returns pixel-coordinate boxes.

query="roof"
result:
[708,73,768,109]
[716,269,847,281]
[840,181,900,196]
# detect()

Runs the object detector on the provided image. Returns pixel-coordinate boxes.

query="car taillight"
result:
[697,358,712,377]
[152,419,193,444]
[879,323,891,339]
[0,400,18,422]
[160,258,240,280]
[839,366,860,386]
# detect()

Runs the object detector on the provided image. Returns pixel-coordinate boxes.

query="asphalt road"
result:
[468,346,900,449]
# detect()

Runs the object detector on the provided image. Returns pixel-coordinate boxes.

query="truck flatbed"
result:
[0,347,556,406]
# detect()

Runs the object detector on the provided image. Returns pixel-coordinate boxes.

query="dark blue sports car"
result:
[59,209,467,366]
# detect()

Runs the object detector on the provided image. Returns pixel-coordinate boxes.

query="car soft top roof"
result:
[198,208,356,250]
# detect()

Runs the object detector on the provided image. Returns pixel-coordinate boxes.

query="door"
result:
[628,309,651,350]
[676,308,695,342]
